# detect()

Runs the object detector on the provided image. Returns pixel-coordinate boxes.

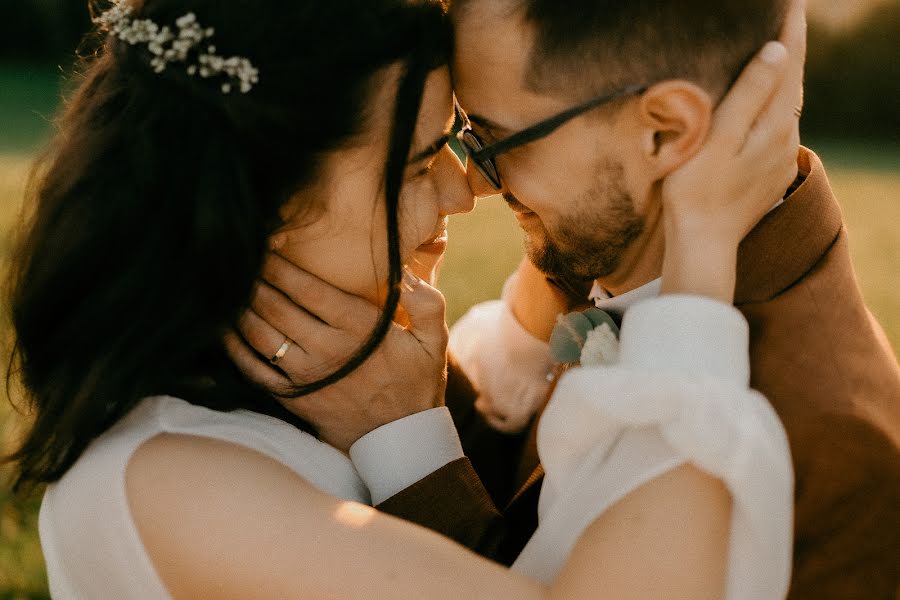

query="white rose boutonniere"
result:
[549,307,620,367]
[579,322,620,366]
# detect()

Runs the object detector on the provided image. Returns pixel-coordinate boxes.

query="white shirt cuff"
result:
[619,294,750,384]
[349,407,464,505]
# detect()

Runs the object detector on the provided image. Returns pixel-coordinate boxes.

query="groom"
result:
[368,0,900,598]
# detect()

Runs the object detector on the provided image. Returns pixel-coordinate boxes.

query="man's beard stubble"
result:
[514,160,644,284]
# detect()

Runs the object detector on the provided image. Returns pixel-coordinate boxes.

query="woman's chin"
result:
[407,247,445,285]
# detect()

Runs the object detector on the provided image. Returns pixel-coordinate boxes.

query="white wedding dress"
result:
[40,293,794,599]
[40,395,370,599]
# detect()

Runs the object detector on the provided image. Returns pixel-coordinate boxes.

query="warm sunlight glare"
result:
[334,502,377,529]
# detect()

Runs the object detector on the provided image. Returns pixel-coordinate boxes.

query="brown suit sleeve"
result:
[375,354,530,558]
[788,414,900,600]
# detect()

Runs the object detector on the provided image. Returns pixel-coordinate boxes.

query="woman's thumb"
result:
[400,268,448,355]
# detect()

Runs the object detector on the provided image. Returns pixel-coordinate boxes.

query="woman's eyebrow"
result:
[409,132,452,164]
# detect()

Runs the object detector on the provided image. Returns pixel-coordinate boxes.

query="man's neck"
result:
[596,201,665,298]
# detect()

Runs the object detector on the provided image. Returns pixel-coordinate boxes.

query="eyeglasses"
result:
[456,84,648,190]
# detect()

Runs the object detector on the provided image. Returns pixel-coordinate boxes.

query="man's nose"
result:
[465,157,503,198]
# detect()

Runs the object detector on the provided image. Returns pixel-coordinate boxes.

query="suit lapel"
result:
[506,365,568,510]
[734,148,842,304]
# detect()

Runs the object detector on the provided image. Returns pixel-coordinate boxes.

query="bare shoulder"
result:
[126,431,305,491]
[126,433,331,599]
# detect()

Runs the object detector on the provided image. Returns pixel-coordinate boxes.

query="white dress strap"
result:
[40,396,369,599]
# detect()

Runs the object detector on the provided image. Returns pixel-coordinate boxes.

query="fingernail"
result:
[402,267,422,291]
[760,41,787,64]
[269,233,286,251]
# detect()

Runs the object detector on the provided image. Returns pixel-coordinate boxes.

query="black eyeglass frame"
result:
[456,83,649,190]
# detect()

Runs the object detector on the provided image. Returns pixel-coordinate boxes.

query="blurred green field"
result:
[1,64,899,596]
[0,156,49,598]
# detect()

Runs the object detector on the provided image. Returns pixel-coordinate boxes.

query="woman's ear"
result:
[637,81,713,179]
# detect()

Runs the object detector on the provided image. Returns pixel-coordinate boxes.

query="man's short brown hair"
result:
[458,0,789,100]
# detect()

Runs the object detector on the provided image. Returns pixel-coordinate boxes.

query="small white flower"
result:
[96,2,258,95]
[579,323,620,366]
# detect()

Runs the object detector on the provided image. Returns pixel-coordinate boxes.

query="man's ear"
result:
[636,81,713,179]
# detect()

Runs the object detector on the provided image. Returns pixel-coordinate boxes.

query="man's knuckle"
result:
[302,283,327,308]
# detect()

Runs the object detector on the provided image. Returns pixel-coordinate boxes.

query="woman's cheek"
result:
[399,177,440,252]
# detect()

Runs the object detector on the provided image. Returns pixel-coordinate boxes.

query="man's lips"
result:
[421,217,449,244]
[502,194,538,227]
[503,193,534,216]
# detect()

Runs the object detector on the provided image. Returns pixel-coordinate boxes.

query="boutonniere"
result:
[549,308,620,367]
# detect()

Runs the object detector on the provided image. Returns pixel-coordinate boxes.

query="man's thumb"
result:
[400,268,448,354]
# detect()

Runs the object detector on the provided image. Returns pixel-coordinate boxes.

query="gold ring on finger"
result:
[270,338,293,365]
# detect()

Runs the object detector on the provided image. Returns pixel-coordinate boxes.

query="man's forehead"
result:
[452,4,576,132]
[451,2,532,115]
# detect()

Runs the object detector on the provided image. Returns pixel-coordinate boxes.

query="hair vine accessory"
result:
[95,2,259,94]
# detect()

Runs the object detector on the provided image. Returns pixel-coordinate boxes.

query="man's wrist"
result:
[507,262,572,341]
[349,407,464,504]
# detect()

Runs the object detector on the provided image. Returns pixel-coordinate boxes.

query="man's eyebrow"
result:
[466,113,511,136]
[409,132,451,164]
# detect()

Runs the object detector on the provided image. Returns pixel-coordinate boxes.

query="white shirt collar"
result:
[589,278,662,318]
[586,199,783,318]
[587,196,787,315]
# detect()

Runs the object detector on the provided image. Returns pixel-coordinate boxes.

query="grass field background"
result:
[0,66,898,596]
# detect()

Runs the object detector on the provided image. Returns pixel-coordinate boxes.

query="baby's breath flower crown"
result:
[95,2,260,95]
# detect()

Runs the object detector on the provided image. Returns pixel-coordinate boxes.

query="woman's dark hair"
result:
[4,0,452,492]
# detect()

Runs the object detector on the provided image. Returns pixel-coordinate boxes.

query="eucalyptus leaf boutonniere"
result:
[549,308,620,367]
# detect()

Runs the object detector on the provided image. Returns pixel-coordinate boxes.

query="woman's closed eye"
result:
[409,145,446,179]
[408,157,434,179]
[408,132,452,180]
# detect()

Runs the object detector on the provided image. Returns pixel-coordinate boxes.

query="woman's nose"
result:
[437,146,478,216]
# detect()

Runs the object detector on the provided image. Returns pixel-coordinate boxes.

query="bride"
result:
[6,0,803,598]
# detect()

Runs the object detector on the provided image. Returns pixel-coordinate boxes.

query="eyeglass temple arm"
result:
[469,84,648,162]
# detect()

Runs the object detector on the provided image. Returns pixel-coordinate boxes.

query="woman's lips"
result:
[417,225,449,255]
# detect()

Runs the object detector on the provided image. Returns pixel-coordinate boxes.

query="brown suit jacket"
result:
[378,148,900,599]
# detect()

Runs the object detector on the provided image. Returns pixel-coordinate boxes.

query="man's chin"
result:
[527,242,589,284]
[527,232,621,283]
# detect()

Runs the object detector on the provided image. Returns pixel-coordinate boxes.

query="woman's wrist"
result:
[507,260,574,342]
[661,232,739,303]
